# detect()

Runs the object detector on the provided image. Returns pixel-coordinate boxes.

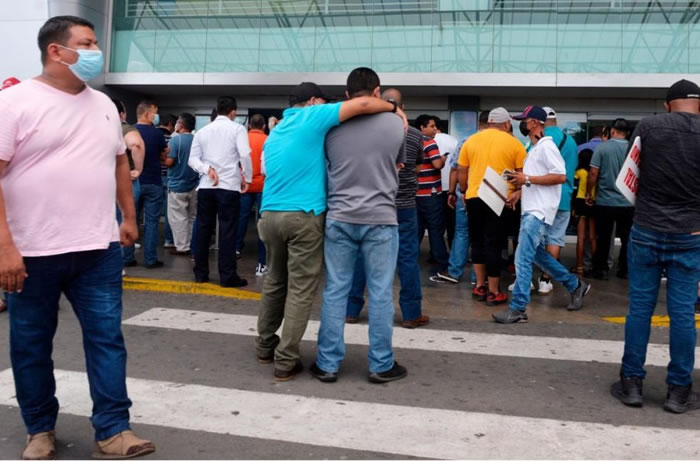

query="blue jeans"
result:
[511,213,579,311]
[139,183,163,265]
[347,207,422,321]
[317,219,399,373]
[118,180,141,265]
[235,192,266,264]
[622,224,700,386]
[447,191,470,280]
[162,180,173,244]
[7,242,132,440]
[416,194,449,272]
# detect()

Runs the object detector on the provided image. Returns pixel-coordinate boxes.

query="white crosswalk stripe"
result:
[3,306,699,459]
[0,368,699,459]
[123,307,700,368]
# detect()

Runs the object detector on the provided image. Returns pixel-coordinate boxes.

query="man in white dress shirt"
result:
[188,96,253,287]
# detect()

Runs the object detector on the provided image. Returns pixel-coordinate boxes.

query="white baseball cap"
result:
[487,107,511,124]
[542,106,557,119]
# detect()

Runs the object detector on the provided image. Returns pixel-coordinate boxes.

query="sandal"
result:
[92,430,155,460]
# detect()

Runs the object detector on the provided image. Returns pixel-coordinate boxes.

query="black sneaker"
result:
[589,269,608,281]
[567,280,591,311]
[695,298,700,314]
[663,384,700,414]
[221,278,248,288]
[145,261,164,269]
[492,308,528,324]
[610,376,643,407]
[368,362,407,384]
[310,363,338,383]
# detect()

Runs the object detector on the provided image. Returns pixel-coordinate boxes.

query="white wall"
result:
[0,0,48,81]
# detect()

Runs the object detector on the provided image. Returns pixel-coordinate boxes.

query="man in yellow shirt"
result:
[457,107,527,306]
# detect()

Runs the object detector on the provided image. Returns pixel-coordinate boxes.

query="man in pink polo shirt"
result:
[0,16,155,460]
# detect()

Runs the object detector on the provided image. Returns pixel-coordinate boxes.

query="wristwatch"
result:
[387,99,398,113]
[525,176,531,187]
[448,191,456,197]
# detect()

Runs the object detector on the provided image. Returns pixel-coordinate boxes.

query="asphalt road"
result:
[0,244,698,460]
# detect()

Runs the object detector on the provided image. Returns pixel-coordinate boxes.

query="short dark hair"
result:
[479,110,490,125]
[611,118,631,134]
[38,15,94,64]
[346,67,380,98]
[111,98,126,115]
[159,113,177,128]
[414,114,437,130]
[136,100,157,118]
[249,114,265,130]
[178,112,195,131]
[217,96,237,115]
[578,148,594,171]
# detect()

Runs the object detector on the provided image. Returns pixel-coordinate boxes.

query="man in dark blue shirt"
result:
[134,100,168,268]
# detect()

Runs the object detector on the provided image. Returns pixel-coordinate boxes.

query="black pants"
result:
[194,189,241,284]
[467,198,506,278]
[593,205,634,274]
[442,192,456,248]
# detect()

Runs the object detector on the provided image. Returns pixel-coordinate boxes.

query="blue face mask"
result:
[153,113,160,126]
[59,45,104,82]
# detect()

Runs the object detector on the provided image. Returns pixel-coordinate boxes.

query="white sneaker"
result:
[164,242,175,249]
[134,243,141,249]
[256,264,268,277]
[537,277,554,295]
[508,280,535,292]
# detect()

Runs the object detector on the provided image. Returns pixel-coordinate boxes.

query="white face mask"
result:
[58,45,104,82]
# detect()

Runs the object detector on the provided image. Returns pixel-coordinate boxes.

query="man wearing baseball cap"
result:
[610,79,700,413]
[256,79,408,381]
[456,107,527,306]
[535,106,579,295]
[493,105,590,324]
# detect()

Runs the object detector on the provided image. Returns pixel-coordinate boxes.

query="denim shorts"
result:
[545,209,571,247]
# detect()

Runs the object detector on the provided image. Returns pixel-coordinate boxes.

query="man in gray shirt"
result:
[311,67,407,384]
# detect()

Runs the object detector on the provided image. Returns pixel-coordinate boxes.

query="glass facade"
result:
[111,0,700,74]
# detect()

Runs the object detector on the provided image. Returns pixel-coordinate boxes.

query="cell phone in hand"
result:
[502,169,515,180]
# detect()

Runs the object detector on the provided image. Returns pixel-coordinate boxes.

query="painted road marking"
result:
[123,308,700,368]
[604,314,700,328]
[123,277,261,301]
[0,369,697,459]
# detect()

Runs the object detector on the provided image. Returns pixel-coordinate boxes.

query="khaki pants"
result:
[167,189,197,252]
[256,211,325,370]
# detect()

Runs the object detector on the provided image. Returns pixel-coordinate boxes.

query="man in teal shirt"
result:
[256,81,407,381]
[537,107,578,295]
[586,118,633,280]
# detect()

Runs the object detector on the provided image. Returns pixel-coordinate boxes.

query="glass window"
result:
[110,1,700,75]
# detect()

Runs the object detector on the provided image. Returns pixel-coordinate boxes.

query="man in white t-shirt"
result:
[493,106,591,324]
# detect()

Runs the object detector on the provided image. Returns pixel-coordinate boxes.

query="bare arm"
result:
[124,130,145,173]
[447,168,458,209]
[0,161,27,292]
[509,171,566,186]
[586,167,600,200]
[339,97,407,129]
[116,155,138,246]
[431,156,445,170]
[457,165,469,193]
[164,157,175,167]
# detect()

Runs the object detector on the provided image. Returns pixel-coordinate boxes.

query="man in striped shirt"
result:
[415,114,448,275]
